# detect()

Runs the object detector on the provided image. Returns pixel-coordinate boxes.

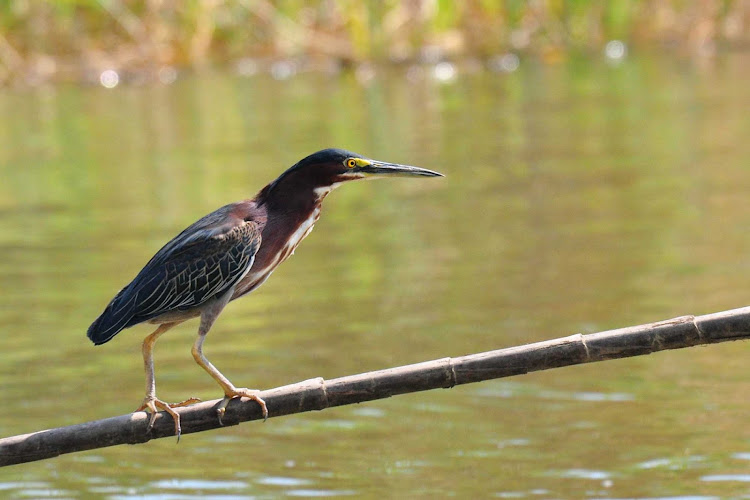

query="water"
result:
[1,53,750,498]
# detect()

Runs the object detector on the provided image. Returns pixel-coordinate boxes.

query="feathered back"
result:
[87,202,262,345]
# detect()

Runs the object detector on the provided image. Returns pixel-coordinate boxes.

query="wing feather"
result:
[87,210,261,345]
[131,221,260,318]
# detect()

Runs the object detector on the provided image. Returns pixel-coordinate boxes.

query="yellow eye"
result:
[346,159,357,168]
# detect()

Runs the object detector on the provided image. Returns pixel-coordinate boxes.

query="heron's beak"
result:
[359,160,444,178]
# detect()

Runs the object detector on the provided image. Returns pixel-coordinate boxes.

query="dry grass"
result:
[0,0,748,85]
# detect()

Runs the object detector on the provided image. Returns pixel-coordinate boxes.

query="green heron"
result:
[88,148,443,439]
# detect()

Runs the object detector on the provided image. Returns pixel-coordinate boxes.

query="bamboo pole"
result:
[2,306,750,467]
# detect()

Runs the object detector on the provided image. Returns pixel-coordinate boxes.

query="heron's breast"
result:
[232,206,321,299]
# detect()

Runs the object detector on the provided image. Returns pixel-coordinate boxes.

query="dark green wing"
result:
[88,208,261,344]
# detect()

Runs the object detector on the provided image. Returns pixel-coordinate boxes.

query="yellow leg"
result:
[135,323,200,441]
[191,333,268,424]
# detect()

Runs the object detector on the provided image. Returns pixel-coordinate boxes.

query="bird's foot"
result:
[216,388,268,425]
[136,395,201,442]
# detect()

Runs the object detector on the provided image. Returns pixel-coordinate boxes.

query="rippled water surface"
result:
[1,54,750,498]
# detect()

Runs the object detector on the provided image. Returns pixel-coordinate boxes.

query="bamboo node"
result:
[447,357,458,388]
[691,315,705,341]
[578,333,592,361]
[316,377,330,409]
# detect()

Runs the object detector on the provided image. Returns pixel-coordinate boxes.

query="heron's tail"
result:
[87,288,136,345]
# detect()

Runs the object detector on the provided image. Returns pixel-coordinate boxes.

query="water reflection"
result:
[700,475,750,482]
[1,53,750,497]
[255,476,312,487]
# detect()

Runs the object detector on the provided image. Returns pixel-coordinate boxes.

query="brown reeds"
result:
[1,1,749,85]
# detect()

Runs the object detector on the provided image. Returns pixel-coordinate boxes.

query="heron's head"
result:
[271,148,443,199]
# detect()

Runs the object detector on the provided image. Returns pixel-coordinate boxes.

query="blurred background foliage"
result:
[3,1,750,497]
[0,0,748,86]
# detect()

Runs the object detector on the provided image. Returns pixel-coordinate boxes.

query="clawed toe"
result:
[216,388,268,425]
[136,395,201,441]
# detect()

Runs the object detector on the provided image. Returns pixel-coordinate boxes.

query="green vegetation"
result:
[0,0,748,85]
